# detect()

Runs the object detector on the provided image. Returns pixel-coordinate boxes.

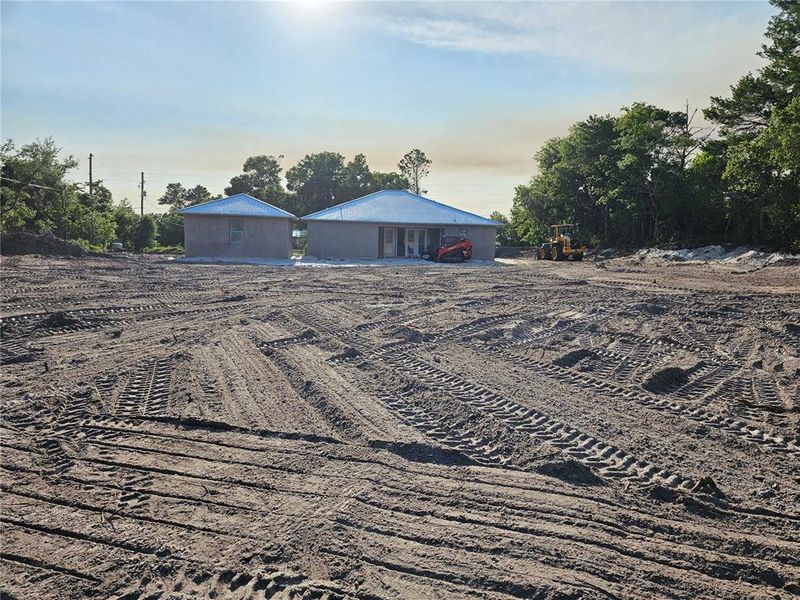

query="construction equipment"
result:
[424,236,472,262]
[536,224,586,261]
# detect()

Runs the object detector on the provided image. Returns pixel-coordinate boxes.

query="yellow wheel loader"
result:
[536,224,586,261]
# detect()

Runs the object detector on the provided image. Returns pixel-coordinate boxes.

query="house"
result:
[302,190,498,260]
[177,193,295,259]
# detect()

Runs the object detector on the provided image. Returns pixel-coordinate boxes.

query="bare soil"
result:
[1,254,799,599]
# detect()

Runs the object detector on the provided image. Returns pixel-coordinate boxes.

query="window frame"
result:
[229,219,244,244]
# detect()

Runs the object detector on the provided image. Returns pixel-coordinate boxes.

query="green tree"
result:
[0,137,78,234]
[112,199,138,248]
[158,182,187,210]
[67,202,116,248]
[723,96,800,247]
[398,149,432,196]
[704,0,800,247]
[184,184,213,206]
[130,214,158,251]
[510,104,711,248]
[76,180,114,214]
[336,154,409,201]
[157,212,184,246]
[286,152,344,214]
[706,1,798,138]
[338,153,374,201]
[225,155,284,199]
[372,171,409,190]
[490,211,521,246]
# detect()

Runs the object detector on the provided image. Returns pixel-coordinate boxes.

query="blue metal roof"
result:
[177,193,295,219]
[302,190,497,226]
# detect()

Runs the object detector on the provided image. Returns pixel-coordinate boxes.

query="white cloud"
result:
[367,1,768,76]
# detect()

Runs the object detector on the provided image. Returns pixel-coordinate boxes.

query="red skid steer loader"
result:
[424,236,473,262]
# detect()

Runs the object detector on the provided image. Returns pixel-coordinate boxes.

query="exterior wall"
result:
[183,215,291,259]
[306,221,380,259]
[306,220,497,261]
[443,225,497,260]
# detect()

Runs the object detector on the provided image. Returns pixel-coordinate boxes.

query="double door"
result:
[383,227,429,258]
[405,228,428,258]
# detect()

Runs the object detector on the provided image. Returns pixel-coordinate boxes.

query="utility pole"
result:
[140,172,145,216]
[88,153,94,195]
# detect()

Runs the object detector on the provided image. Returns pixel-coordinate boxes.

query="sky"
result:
[0,1,776,217]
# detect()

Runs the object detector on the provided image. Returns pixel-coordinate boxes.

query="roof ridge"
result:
[302,189,386,219]
[177,193,296,218]
[302,189,496,225]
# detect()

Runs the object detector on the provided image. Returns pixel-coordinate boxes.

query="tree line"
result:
[507,0,799,251]
[0,143,432,251]
[156,148,431,219]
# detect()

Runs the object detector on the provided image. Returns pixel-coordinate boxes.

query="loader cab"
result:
[537,223,586,261]
[554,224,581,248]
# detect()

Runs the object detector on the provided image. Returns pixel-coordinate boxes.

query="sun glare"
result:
[289,0,335,17]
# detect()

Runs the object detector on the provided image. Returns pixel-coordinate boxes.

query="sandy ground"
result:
[1,253,799,599]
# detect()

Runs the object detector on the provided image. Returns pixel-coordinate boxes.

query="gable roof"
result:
[177,193,295,219]
[301,190,497,226]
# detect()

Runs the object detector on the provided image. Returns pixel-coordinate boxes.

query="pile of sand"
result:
[631,245,798,268]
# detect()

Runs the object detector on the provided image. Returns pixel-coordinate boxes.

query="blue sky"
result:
[1,1,776,216]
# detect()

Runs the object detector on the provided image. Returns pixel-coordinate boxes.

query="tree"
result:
[706,0,798,138]
[225,155,284,199]
[338,154,374,201]
[130,214,158,251]
[704,0,800,248]
[337,154,409,201]
[490,211,521,246]
[285,152,344,214]
[510,104,712,248]
[77,180,114,213]
[398,149,432,195]
[157,212,184,246]
[372,171,409,190]
[112,199,138,248]
[722,96,800,247]
[184,184,213,206]
[0,137,78,233]
[67,201,116,248]
[158,182,187,210]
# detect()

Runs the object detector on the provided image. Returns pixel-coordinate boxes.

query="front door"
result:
[383,227,396,257]
[406,229,416,257]
[405,229,427,257]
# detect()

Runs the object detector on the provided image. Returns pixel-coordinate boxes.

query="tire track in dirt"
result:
[492,347,800,457]
[284,307,697,490]
[116,357,175,418]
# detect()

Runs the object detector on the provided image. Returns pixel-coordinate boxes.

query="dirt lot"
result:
[1,254,799,599]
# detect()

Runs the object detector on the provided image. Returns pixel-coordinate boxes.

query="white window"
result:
[229,220,244,244]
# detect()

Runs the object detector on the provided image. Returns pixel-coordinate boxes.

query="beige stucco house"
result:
[302,190,498,261]
[178,194,295,259]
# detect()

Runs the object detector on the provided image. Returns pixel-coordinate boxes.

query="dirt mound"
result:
[642,366,691,394]
[370,440,476,466]
[386,325,435,343]
[330,347,361,362]
[554,349,592,368]
[633,301,669,315]
[1,230,85,256]
[37,311,82,329]
[535,459,605,486]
